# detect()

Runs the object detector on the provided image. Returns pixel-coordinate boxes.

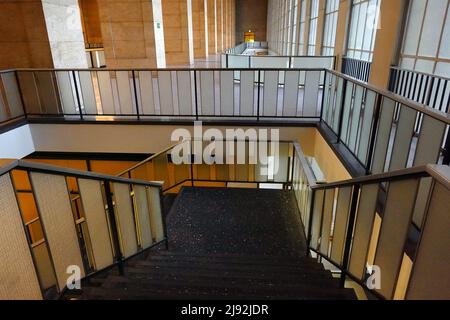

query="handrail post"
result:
[158,187,169,250]
[336,78,348,143]
[72,70,83,120]
[14,70,28,120]
[190,140,194,186]
[365,93,383,173]
[257,70,261,122]
[103,181,124,275]
[339,184,360,288]
[306,189,316,257]
[194,71,199,120]
[131,70,140,120]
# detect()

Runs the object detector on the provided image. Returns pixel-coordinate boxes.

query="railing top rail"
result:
[0,69,16,74]
[117,141,183,177]
[390,66,450,82]
[292,142,318,186]
[0,160,163,188]
[11,67,329,72]
[327,69,450,125]
[310,164,450,191]
[85,47,105,52]
[223,53,335,59]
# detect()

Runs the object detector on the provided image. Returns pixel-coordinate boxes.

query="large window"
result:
[298,0,307,55]
[322,0,340,56]
[291,0,299,55]
[307,0,320,55]
[400,0,450,76]
[346,0,380,61]
[285,0,294,55]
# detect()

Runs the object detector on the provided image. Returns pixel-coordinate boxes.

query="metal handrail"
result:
[0,159,163,188]
[293,141,450,191]
[390,66,450,82]
[117,141,184,177]
[4,67,446,124]
[327,69,450,125]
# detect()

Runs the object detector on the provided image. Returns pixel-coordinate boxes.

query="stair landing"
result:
[166,187,307,257]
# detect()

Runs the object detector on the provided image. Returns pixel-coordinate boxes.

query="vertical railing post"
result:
[194,71,199,120]
[336,78,348,143]
[103,181,124,275]
[388,67,396,92]
[131,70,140,120]
[306,188,316,257]
[425,77,435,107]
[442,130,450,166]
[190,139,195,186]
[320,70,327,120]
[14,70,28,120]
[158,187,169,250]
[365,93,383,173]
[339,184,360,288]
[257,70,261,122]
[72,70,83,120]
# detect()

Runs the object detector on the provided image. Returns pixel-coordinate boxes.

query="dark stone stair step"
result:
[127,259,327,275]
[146,252,323,269]
[121,266,336,286]
[100,275,354,300]
[124,264,333,282]
[81,286,347,300]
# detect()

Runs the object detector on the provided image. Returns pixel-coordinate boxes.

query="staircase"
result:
[78,251,356,300]
[69,187,356,300]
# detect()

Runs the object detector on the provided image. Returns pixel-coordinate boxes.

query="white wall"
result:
[28,123,316,154]
[0,125,35,159]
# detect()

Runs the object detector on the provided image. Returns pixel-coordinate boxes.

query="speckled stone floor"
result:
[166,187,307,257]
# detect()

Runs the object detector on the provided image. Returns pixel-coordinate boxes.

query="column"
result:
[0,0,53,68]
[217,0,223,52]
[97,0,159,68]
[369,0,408,88]
[207,0,217,54]
[162,0,193,65]
[79,0,103,46]
[231,0,236,46]
[192,0,208,58]
[315,0,327,55]
[41,0,88,68]
[333,0,351,71]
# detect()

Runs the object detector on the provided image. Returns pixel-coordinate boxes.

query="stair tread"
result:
[118,268,335,283]
[127,259,326,274]
[103,271,340,291]
[145,252,322,267]
[81,286,355,300]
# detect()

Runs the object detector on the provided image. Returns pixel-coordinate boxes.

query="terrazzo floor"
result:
[165,187,307,257]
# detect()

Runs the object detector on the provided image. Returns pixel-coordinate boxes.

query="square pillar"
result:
[162,0,193,65]
[192,0,208,58]
[98,0,159,68]
[0,0,53,68]
[41,0,88,68]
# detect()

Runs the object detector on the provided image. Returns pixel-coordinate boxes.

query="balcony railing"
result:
[0,160,165,299]
[292,142,450,300]
[117,139,295,193]
[388,67,450,115]
[341,57,372,82]
[0,67,449,172]
[322,70,450,172]
[224,41,268,55]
